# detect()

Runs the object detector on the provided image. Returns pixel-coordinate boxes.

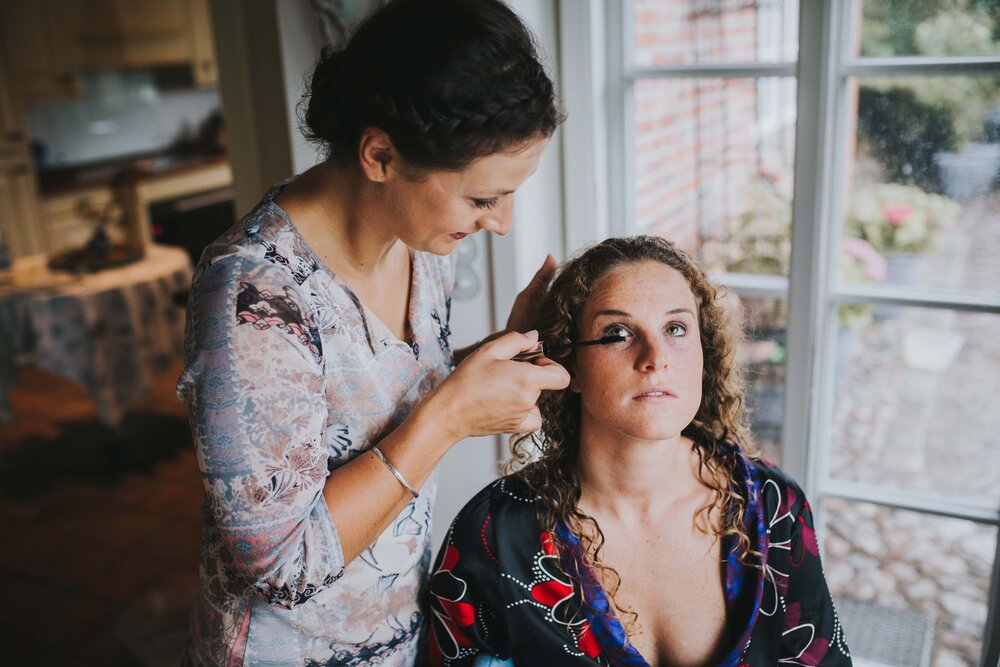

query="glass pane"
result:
[824,498,996,667]
[843,76,1000,296]
[631,0,799,66]
[634,77,797,275]
[830,306,1000,508]
[734,296,786,463]
[858,0,1000,58]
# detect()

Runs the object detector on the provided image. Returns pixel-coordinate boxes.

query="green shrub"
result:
[857,87,957,193]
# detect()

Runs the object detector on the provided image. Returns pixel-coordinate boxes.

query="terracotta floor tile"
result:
[3,583,113,645]
[1,363,201,663]
[143,479,204,520]
[74,553,173,605]
[4,522,71,576]
[75,627,148,667]
[1,631,95,667]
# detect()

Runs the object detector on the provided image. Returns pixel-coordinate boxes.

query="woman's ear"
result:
[357,127,397,183]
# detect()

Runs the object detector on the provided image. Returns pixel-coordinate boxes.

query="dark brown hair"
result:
[301,0,563,170]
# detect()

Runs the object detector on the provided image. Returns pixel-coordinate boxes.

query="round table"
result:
[0,244,193,427]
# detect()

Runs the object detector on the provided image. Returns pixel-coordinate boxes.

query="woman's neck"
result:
[574,426,702,522]
[277,160,402,279]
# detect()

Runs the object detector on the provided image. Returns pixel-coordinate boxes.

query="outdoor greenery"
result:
[861,0,1000,147]
[861,0,1000,57]
[856,86,956,193]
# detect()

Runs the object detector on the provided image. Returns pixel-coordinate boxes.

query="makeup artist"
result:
[176,1,569,665]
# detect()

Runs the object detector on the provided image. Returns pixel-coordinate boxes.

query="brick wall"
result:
[631,0,795,261]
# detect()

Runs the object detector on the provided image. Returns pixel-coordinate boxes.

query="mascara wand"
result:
[512,335,626,362]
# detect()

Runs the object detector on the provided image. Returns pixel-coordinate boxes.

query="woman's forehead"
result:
[585,261,697,312]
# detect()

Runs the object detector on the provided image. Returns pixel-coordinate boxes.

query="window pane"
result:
[736,296,786,463]
[825,498,996,667]
[631,0,799,66]
[830,306,1000,508]
[843,76,1000,296]
[858,0,1000,58]
[634,77,797,275]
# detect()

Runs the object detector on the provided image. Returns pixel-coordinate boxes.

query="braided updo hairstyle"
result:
[302,0,563,170]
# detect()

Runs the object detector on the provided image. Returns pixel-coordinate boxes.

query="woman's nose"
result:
[478,202,513,236]
[635,337,669,372]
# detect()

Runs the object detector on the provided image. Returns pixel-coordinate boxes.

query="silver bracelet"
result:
[371,446,419,499]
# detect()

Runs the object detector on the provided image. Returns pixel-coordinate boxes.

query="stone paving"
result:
[822,187,1000,667]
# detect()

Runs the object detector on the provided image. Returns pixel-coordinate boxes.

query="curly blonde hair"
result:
[509,235,760,636]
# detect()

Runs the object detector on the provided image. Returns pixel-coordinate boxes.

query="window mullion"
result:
[831,283,1000,313]
[628,62,797,79]
[843,55,1000,77]
[607,0,631,236]
[711,272,788,299]
[985,537,1000,667]
[824,479,1000,526]
[558,0,610,253]
[781,0,842,495]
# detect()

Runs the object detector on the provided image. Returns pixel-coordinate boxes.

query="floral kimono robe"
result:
[428,444,852,666]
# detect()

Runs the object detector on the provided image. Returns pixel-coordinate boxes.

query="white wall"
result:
[208,0,294,218]
[430,232,503,550]
[489,0,566,327]
[275,0,326,174]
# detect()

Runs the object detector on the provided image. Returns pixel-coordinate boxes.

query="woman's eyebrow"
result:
[593,309,631,319]
[472,189,515,197]
[592,307,695,319]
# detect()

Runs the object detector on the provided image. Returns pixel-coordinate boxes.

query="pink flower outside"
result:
[842,238,888,282]
[881,203,913,227]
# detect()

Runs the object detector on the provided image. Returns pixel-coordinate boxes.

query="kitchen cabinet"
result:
[0,0,218,102]
[53,0,218,84]
[0,1,80,105]
[0,39,45,257]
[187,0,218,88]
[0,158,46,258]
[56,0,190,70]
[0,41,28,160]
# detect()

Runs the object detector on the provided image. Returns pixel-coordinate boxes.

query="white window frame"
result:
[559,1,1000,664]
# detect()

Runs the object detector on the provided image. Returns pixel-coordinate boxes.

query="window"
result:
[594,1,1000,665]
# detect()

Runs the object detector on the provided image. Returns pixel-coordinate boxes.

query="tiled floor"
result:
[1,362,202,666]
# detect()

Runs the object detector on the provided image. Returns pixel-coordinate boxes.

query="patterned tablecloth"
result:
[0,244,193,427]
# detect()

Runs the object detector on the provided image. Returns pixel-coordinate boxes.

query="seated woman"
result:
[427,236,851,666]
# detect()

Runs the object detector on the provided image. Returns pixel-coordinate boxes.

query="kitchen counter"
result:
[35,152,233,257]
[37,152,229,197]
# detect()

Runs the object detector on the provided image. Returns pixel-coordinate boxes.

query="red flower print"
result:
[780,604,830,666]
[430,545,477,661]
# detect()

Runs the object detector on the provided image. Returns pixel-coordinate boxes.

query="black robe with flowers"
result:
[427,445,852,666]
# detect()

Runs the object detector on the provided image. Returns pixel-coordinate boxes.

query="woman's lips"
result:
[450,233,468,240]
[632,389,677,401]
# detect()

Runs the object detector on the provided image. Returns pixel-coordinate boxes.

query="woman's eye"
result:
[604,324,632,340]
[665,322,687,337]
[473,197,500,210]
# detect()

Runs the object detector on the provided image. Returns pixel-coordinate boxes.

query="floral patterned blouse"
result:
[428,444,852,666]
[177,180,456,666]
